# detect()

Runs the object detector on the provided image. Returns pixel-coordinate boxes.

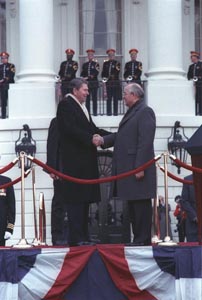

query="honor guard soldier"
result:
[101,49,121,115]
[0,175,16,246]
[124,49,142,84]
[80,49,100,115]
[0,52,15,119]
[58,48,78,97]
[187,51,202,115]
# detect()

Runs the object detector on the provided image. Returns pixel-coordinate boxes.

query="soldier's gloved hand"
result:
[4,231,11,240]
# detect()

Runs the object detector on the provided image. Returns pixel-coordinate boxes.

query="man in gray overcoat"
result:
[93,83,156,245]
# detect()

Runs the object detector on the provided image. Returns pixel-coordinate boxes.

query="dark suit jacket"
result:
[187,61,202,81]
[0,62,15,84]
[181,174,198,242]
[80,60,99,88]
[46,117,61,171]
[57,95,108,204]
[123,60,142,81]
[0,175,15,240]
[103,100,156,201]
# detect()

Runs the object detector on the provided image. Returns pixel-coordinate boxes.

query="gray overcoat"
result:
[103,100,156,201]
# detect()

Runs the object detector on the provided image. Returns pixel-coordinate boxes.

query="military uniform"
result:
[187,51,202,115]
[124,48,142,84]
[101,49,121,116]
[58,49,78,97]
[0,52,15,119]
[0,175,16,246]
[80,49,100,115]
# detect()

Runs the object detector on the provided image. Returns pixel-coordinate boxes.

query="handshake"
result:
[92,134,104,147]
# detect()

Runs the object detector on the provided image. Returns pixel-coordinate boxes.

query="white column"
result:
[9,0,56,119]
[146,0,195,116]
[147,0,184,79]
[18,0,55,82]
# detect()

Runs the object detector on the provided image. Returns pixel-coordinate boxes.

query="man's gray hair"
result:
[69,78,88,92]
[127,83,144,98]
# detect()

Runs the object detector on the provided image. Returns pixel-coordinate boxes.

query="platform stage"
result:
[0,243,201,300]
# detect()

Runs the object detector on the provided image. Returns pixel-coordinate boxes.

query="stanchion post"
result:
[152,164,162,243]
[32,166,40,246]
[13,152,32,248]
[39,192,47,245]
[158,152,177,246]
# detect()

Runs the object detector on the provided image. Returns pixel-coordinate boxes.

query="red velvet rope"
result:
[158,165,193,185]
[0,169,31,189]
[0,158,19,175]
[32,155,161,184]
[170,155,202,174]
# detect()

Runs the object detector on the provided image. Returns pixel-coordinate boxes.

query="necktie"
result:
[3,64,6,78]
[109,61,112,76]
[64,61,69,76]
[193,63,196,77]
[132,62,134,76]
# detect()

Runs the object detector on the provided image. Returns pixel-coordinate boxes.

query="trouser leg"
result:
[128,199,152,245]
[92,88,98,115]
[66,202,89,246]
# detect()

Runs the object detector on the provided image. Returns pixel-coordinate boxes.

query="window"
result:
[79,0,122,71]
[195,0,202,52]
[0,0,6,52]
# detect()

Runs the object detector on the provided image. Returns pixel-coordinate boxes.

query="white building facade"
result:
[0,0,202,244]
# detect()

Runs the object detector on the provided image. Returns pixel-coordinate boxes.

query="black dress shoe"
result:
[52,240,69,246]
[89,238,101,244]
[76,241,96,246]
[125,242,146,246]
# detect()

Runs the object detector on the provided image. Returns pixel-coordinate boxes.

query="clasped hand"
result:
[92,134,104,147]
[4,231,11,240]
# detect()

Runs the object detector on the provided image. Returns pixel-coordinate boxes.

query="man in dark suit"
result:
[181,174,198,242]
[93,83,156,245]
[124,49,142,84]
[0,52,15,119]
[58,48,78,97]
[46,117,69,245]
[0,175,16,246]
[101,49,121,116]
[56,78,109,246]
[80,49,100,116]
[187,51,202,115]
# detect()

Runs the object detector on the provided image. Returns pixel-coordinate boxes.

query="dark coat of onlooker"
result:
[181,174,198,242]
[0,175,16,246]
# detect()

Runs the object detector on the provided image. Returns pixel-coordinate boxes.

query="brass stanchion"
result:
[13,152,32,248]
[32,167,40,246]
[152,164,162,243]
[158,152,177,246]
[39,192,47,245]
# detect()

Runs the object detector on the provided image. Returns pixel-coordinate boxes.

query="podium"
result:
[185,125,202,243]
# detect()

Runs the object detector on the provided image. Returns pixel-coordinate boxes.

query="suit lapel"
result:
[119,101,142,128]
[68,96,90,124]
